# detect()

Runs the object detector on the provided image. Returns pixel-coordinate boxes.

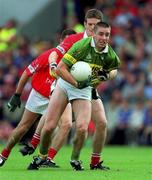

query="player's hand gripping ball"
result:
[108,69,117,79]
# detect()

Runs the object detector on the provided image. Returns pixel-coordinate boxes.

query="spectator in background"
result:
[110,99,132,145]
[144,77,152,100]
[73,0,96,24]
[105,89,122,144]
[140,100,152,145]
[67,15,84,33]
[31,39,54,57]
[0,19,18,52]
[121,71,144,103]
[13,41,34,69]
[127,99,145,145]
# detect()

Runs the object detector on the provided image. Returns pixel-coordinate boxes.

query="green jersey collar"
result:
[91,37,108,54]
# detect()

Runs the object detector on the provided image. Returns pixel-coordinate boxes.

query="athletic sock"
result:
[1,148,11,159]
[38,150,47,159]
[91,153,100,166]
[48,148,57,160]
[30,133,40,148]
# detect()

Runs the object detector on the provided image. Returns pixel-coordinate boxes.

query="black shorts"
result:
[92,88,101,100]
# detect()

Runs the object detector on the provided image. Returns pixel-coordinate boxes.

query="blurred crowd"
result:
[0,19,60,143]
[0,0,152,145]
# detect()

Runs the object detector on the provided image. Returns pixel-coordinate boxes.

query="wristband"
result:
[49,62,57,69]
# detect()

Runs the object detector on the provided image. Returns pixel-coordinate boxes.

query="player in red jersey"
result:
[0,29,76,167]
[27,9,110,171]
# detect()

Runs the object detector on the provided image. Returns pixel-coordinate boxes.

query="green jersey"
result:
[62,37,121,87]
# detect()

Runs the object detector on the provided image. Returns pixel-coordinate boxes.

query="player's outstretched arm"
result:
[7,71,30,112]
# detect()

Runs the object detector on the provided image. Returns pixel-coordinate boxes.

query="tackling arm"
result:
[7,71,30,112]
[48,51,59,78]
[15,71,30,94]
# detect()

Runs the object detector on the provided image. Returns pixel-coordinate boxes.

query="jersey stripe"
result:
[27,64,35,74]
[63,53,77,64]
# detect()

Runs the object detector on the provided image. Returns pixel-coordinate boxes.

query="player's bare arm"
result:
[108,69,118,80]
[56,61,78,87]
[15,71,30,94]
[48,51,59,78]
[7,71,30,112]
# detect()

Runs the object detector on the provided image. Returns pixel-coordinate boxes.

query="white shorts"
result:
[25,89,49,115]
[57,78,92,101]
[50,80,56,93]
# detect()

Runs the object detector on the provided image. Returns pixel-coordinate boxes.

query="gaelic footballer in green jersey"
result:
[62,22,121,87]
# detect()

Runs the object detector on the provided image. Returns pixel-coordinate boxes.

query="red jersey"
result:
[56,32,84,56]
[25,33,85,97]
[25,48,62,98]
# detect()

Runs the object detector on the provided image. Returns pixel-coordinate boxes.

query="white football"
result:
[70,61,92,82]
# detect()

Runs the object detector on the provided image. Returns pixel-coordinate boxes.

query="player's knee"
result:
[43,127,52,135]
[96,118,107,130]
[43,122,56,132]
[61,120,72,131]
[77,123,88,134]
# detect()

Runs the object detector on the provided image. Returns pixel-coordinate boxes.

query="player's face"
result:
[94,26,111,51]
[84,18,101,37]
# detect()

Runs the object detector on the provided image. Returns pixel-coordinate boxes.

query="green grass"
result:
[0,145,152,180]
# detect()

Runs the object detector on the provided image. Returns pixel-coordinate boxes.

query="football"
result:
[70,61,92,81]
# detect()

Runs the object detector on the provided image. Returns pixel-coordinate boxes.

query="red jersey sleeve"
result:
[25,58,40,77]
[25,49,54,76]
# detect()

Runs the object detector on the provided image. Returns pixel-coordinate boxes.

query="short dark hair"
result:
[60,29,76,40]
[84,9,103,22]
[94,21,110,32]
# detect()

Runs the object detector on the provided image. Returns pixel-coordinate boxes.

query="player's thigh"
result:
[72,99,91,130]
[17,108,39,128]
[45,85,68,127]
[59,103,72,127]
[91,99,107,125]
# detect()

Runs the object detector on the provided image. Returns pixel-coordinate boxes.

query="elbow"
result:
[48,51,58,63]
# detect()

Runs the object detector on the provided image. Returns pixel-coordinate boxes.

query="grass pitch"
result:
[0,145,151,180]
